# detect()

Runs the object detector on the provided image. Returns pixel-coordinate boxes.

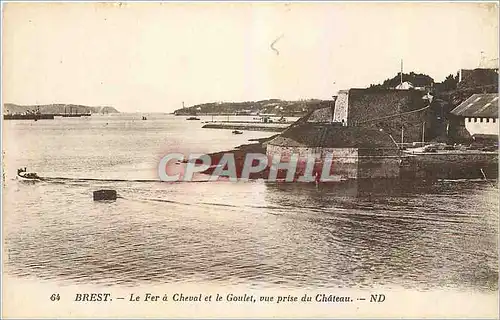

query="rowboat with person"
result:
[17,168,43,181]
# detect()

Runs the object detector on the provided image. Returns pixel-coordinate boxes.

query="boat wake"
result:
[15,175,213,184]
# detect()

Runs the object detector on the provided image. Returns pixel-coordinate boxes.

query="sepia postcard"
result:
[1,1,499,318]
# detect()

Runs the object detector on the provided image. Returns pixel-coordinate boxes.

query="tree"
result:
[440,73,459,91]
[370,72,434,89]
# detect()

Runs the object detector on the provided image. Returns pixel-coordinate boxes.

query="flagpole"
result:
[400,59,403,85]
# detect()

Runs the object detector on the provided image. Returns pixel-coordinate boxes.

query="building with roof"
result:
[395,81,416,90]
[450,93,498,136]
[265,123,401,180]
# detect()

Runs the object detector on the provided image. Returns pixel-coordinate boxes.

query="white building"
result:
[395,81,415,90]
[450,93,498,136]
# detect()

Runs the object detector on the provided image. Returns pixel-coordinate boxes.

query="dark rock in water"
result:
[93,189,117,201]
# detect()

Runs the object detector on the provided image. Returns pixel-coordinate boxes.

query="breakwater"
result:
[205,120,296,124]
[402,151,498,179]
[4,114,55,120]
[201,141,498,181]
[202,123,289,132]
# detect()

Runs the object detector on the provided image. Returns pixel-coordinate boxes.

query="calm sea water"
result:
[2,114,498,291]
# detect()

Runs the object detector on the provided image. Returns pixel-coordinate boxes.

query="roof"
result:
[450,94,498,117]
[267,123,397,149]
[395,81,414,90]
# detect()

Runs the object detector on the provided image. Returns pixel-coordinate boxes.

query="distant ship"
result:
[4,106,54,120]
[186,116,200,120]
[62,106,90,117]
[4,105,90,120]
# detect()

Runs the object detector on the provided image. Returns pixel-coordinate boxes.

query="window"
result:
[474,118,477,123]
[480,118,483,123]
[486,118,490,123]
[468,118,471,122]
[494,118,497,123]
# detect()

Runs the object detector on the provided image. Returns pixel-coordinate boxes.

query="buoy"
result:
[93,189,117,201]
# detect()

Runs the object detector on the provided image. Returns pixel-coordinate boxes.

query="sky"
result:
[2,2,499,112]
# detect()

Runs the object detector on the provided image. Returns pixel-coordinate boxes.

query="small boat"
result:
[17,168,43,181]
[186,116,200,120]
[232,130,243,135]
[277,116,287,123]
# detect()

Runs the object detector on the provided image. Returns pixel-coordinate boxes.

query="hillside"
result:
[369,72,435,89]
[173,99,331,116]
[3,103,120,115]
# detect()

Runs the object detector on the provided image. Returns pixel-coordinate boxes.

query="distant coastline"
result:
[173,99,329,117]
[3,103,120,115]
